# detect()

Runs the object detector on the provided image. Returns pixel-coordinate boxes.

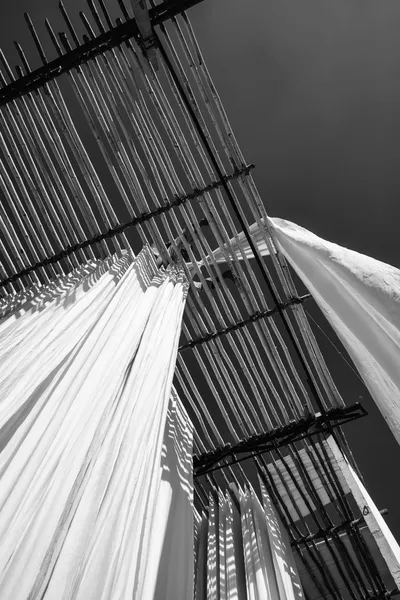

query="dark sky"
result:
[1,0,400,542]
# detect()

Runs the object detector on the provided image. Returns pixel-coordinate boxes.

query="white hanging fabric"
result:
[195,483,303,600]
[240,485,280,600]
[258,477,304,600]
[143,388,194,600]
[0,247,194,600]
[205,217,400,446]
[326,435,400,589]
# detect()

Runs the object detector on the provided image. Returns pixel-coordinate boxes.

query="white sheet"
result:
[195,483,303,600]
[240,485,279,600]
[259,476,304,600]
[0,247,193,600]
[207,218,400,445]
[327,435,400,588]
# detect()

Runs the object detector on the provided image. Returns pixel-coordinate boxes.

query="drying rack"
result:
[0,1,397,597]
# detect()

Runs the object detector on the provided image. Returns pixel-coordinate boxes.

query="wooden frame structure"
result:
[0,1,398,598]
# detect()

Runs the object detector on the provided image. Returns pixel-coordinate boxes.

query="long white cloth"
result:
[207,218,400,445]
[143,388,194,600]
[259,477,304,600]
[195,483,303,600]
[327,435,400,588]
[0,248,193,599]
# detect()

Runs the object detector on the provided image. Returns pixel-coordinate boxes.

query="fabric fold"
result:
[203,217,400,445]
[195,482,303,600]
[0,247,193,600]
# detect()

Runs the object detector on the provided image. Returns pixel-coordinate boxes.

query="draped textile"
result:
[258,478,304,600]
[327,436,400,588]
[0,247,194,600]
[206,218,400,445]
[195,483,303,600]
[144,388,194,600]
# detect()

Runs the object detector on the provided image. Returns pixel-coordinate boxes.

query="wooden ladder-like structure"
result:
[0,1,397,597]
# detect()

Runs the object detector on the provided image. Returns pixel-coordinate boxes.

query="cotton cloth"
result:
[207,218,400,445]
[195,483,303,600]
[0,248,194,600]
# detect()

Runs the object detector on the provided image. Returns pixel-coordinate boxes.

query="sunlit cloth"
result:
[259,477,304,600]
[143,388,194,600]
[195,483,303,600]
[194,219,278,268]
[205,217,400,445]
[327,435,400,589]
[240,485,280,600]
[0,247,193,600]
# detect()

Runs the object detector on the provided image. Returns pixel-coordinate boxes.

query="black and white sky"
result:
[1,0,400,540]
